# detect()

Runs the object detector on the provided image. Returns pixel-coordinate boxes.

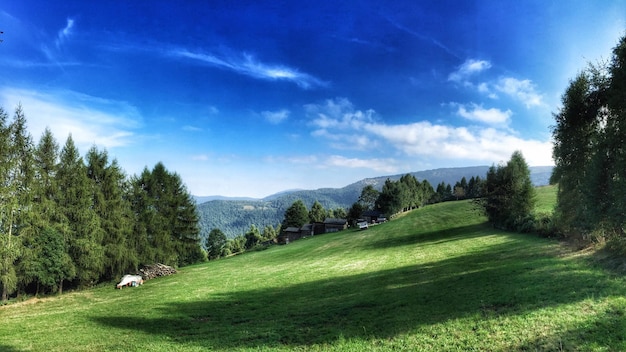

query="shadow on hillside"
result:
[92,239,622,350]
[0,345,24,352]
[364,223,493,250]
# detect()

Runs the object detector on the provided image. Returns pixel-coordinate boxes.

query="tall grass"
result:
[1,194,625,351]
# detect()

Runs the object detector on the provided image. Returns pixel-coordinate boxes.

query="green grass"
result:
[534,184,557,214]
[2,192,626,351]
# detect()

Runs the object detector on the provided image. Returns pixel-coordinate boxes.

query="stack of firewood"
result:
[138,263,177,280]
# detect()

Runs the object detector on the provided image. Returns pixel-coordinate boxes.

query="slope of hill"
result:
[197,166,553,238]
[3,194,624,351]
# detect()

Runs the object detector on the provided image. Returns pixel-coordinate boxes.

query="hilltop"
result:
[197,165,553,238]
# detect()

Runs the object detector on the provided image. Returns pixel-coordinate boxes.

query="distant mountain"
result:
[194,195,260,204]
[196,165,553,239]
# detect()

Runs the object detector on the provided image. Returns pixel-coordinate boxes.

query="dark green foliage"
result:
[358,185,379,210]
[206,228,227,260]
[57,136,105,288]
[551,34,626,248]
[27,227,74,295]
[86,147,138,280]
[375,175,435,217]
[281,200,309,229]
[347,202,364,227]
[481,151,536,231]
[130,163,203,267]
[244,225,263,249]
[308,201,326,223]
[0,104,204,300]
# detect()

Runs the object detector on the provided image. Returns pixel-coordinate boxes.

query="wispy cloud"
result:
[0,87,143,151]
[182,125,203,132]
[455,103,512,125]
[262,109,290,124]
[448,59,492,82]
[174,49,326,89]
[324,155,399,173]
[386,16,459,59]
[55,18,74,49]
[495,77,543,108]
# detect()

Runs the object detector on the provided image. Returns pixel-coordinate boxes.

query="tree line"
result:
[0,105,202,301]
[205,200,347,260]
[346,173,485,223]
[550,34,626,251]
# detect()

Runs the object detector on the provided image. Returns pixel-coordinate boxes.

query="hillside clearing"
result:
[2,187,625,351]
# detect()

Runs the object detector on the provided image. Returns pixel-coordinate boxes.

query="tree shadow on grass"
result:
[92,239,622,350]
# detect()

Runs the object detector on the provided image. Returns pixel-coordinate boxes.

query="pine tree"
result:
[206,228,227,260]
[57,135,104,288]
[309,201,326,223]
[20,128,75,294]
[282,200,309,229]
[86,147,137,280]
[0,105,36,300]
[130,163,202,267]
[481,151,536,231]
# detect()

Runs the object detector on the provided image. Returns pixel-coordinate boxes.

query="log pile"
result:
[139,263,177,280]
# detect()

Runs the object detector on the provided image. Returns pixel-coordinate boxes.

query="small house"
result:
[324,218,348,232]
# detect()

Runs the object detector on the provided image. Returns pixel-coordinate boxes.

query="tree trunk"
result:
[58,279,63,295]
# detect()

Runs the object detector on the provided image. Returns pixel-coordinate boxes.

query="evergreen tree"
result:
[86,147,137,279]
[244,225,262,249]
[358,185,379,210]
[282,200,309,228]
[20,128,75,294]
[130,162,202,267]
[481,151,536,231]
[308,201,326,223]
[0,107,18,301]
[206,228,227,260]
[262,224,278,241]
[0,105,36,300]
[347,202,364,227]
[57,135,104,288]
[375,178,403,216]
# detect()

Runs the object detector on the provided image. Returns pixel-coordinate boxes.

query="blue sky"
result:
[1,1,624,198]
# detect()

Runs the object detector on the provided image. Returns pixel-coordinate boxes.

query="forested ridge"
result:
[0,106,203,300]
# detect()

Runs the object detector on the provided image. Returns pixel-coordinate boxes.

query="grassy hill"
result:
[2,185,626,351]
[197,166,553,239]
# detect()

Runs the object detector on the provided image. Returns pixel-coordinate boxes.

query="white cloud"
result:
[305,97,553,167]
[456,103,512,125]
[496,77,543,108]
[0,87,143,152]
[174,49,326,89]
[448,59,492,82]
[366,121,552,166]
[324,155,399,173]
[261,109,290,124]
[55,18,75,49]
[306,97,375,130]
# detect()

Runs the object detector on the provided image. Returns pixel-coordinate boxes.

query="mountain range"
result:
[196,165,553,239]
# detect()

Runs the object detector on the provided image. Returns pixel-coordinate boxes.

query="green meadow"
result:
[2,185,625,351]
